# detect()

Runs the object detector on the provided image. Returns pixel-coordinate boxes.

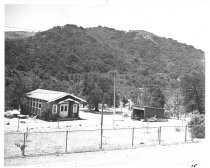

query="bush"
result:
[188,114,205,139]
[175,127,181,132]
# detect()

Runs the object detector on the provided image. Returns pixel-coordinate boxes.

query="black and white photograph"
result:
[2,0,209,167]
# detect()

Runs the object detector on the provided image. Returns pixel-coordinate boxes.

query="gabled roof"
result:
[26,89,86,103]
[58,98,79,104]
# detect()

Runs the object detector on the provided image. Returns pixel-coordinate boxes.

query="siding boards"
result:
[26,94,81,121]
[144,107,164,118]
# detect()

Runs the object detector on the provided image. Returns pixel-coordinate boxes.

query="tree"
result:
[5,68,43,112]
[122,96,129,107]
[147,86,165,108]
[5,74,28,110]
[181,72,205,114]
[82,72,114,111]
[188,114,205,138]
[105,91,120,108]
[5,24,205,114]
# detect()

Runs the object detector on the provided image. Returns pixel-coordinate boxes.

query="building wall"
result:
[145,107,164,118]
[69,101,79,118]
[47,99,79,121]
[26,95,80,121]
[132,106,165,119]
[25,97,47,117]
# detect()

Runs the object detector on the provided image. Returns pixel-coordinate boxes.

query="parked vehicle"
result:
[17,114,29,119]
[4,110,20,118]
[143,117,157,122]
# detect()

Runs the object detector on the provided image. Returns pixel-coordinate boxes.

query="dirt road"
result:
[5,141,209,168]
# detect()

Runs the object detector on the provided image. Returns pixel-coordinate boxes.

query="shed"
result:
[131,105,164,120]
[25,89,86,121]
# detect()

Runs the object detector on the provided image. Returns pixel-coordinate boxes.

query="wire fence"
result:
[4,125,201,159]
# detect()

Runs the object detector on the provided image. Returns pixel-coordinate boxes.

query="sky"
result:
[4,0,209,52]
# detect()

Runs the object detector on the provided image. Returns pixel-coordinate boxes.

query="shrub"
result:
[188,114,205,139]
[15,143,26,157]
[175,127,181,132]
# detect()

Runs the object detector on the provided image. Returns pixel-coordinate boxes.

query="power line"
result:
[5,26,41,32]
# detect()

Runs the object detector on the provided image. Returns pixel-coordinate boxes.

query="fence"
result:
[4,125,200,159]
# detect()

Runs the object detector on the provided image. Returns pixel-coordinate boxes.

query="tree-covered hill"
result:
[5,24,205,113]
[87,26,204,78]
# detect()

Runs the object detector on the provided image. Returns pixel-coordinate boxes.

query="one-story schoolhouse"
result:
[25,89,86,121]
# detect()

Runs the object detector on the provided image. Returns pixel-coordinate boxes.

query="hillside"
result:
[5,24,205,111]
[87,26,204,78]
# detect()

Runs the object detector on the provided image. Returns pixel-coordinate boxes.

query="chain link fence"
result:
[4,125,201,159]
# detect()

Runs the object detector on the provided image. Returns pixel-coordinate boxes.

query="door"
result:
[59,103,69,117]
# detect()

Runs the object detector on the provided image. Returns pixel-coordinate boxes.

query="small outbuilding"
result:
[25,89,86,121]
[131,105,164,120]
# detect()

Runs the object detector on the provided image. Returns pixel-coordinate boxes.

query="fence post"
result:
[185,125,187,142]
[158,126,162,145]
[132,127,135,147]
[191,125,194,142]
[17,118,20,132]
[23,133,26,147]
[100,128,103,149]
[23,133,26,156]
[26,126,28,143]
[65,130,68,152]
[100,101,104,149]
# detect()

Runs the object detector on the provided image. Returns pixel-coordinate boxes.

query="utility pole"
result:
[100,93,104,149]
[144,87,147,106]
[177,91,179,119]
[175,90,179,120]
[113,70,116,128]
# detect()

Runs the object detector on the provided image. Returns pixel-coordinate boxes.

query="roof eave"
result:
[47,94,70,103]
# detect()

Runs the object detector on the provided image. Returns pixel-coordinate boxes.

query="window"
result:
[35,99,38,108]
[38,100,42,109]
[38,102,42,109]
[73,104,78,113]
[32,99,35,108]
[52,104,57,114]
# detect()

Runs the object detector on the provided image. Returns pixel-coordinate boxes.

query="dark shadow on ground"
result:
[82,109,123,115]
[38,117,87,122]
